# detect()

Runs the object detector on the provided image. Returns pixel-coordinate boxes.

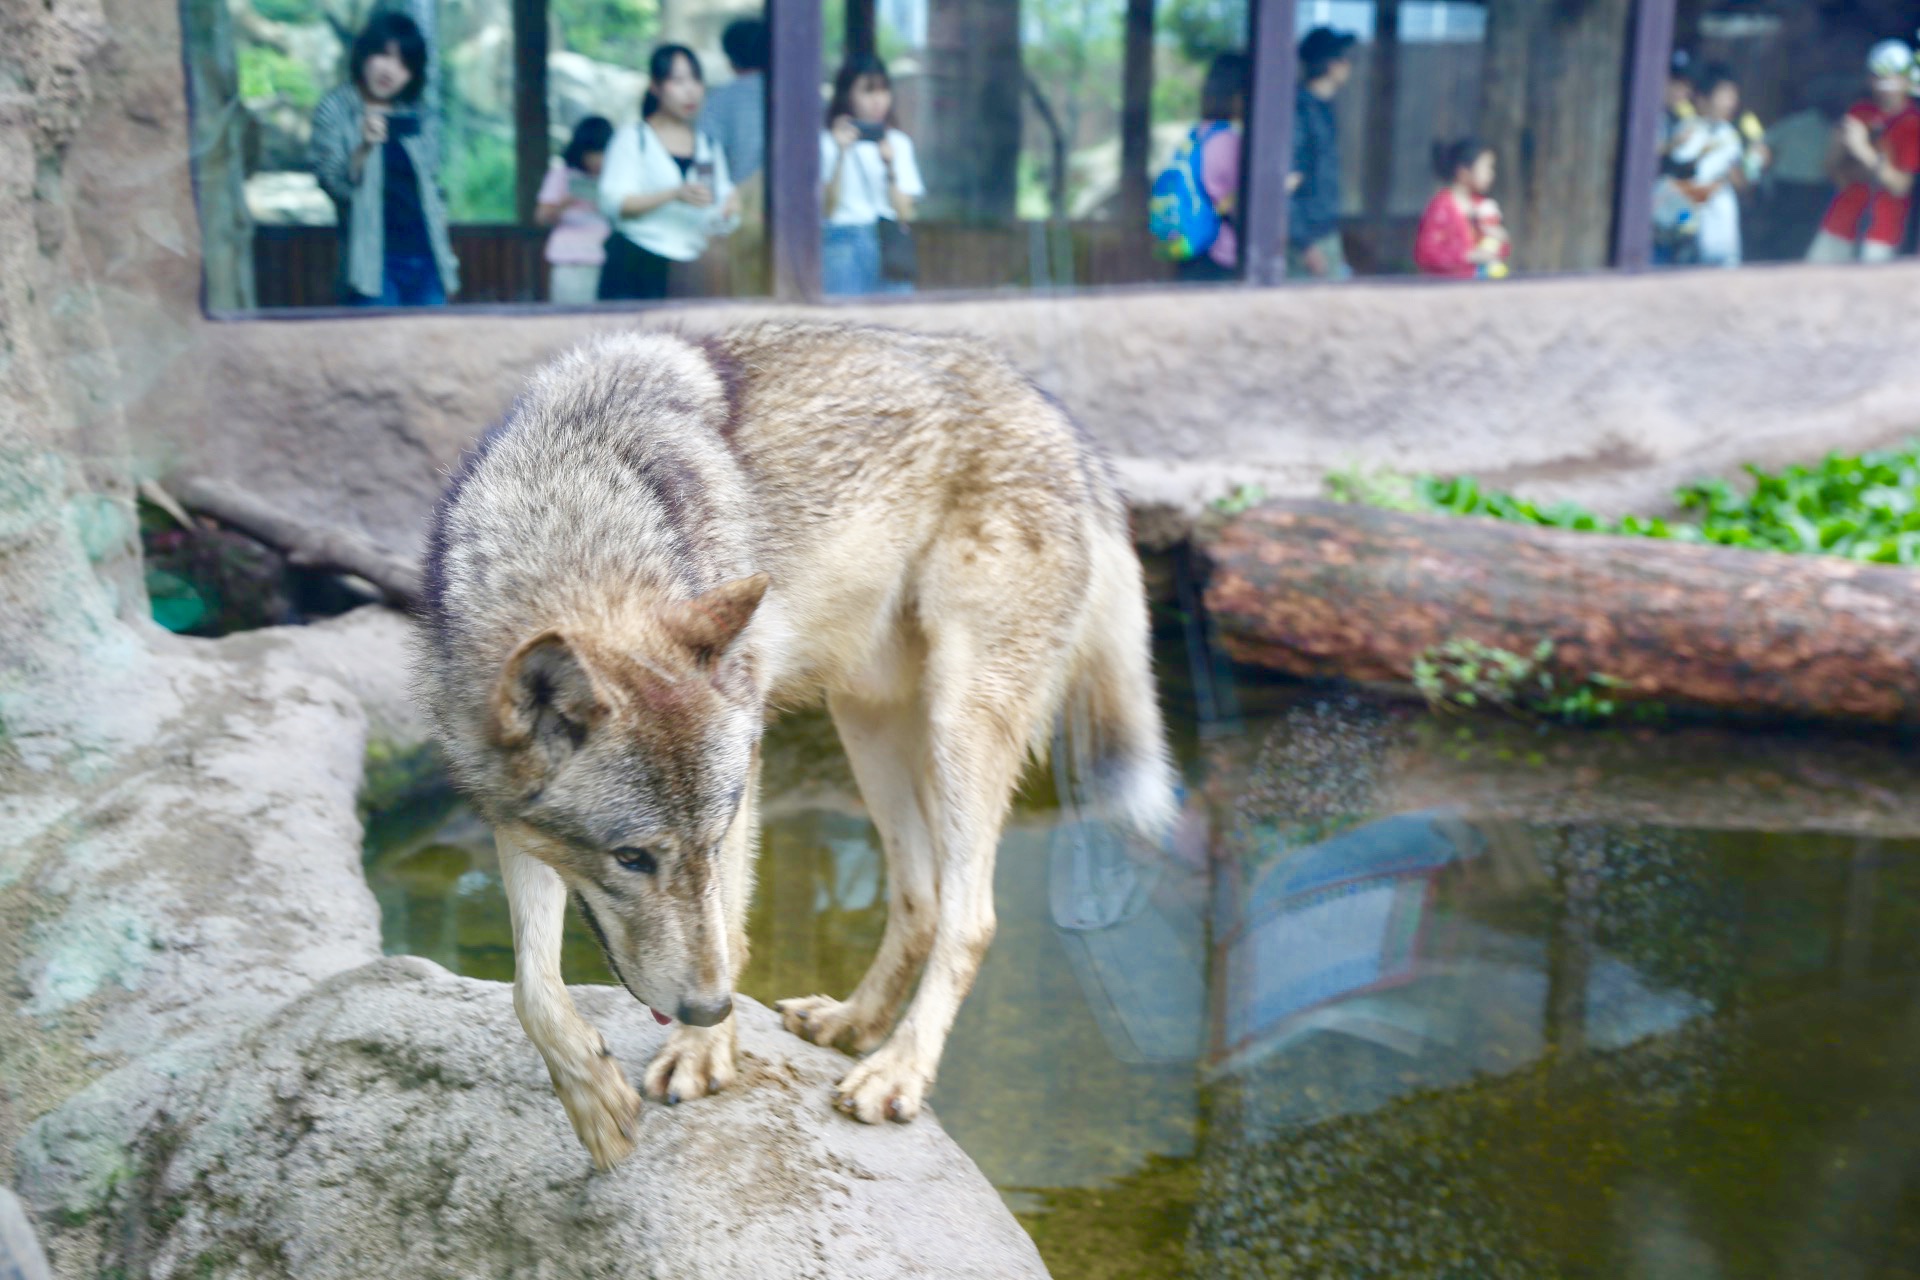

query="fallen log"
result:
[1198,499,1920,725]
[171,475,422,610]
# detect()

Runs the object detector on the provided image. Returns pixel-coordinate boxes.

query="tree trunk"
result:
[1118,0,1155,231]
[1479,0,1634,273]
[921,0,1022,223]
[183,0,257,310]
[1198,500,1920,725]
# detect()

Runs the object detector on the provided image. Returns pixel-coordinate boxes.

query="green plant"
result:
[1324,466,1427,513]
[550,0,661,68]
[237,45,319,111]
[442,129,516,223]
[1209,482,1265,516]
[1410,637,1647,725]
[1331,441,1920,566]
[249,0,320,23]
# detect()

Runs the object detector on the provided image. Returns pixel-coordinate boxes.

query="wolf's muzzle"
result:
[676,995,733,1027]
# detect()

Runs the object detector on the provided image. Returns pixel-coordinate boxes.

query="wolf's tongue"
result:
[650,1007,672,1025]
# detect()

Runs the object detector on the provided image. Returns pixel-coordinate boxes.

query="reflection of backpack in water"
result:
[1149,122,1230,261]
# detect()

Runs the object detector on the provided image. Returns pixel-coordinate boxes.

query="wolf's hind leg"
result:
[778,694,937,1054]
[831,679,1035,1124]
[646,745,758,1102]
[499,824,642,1170]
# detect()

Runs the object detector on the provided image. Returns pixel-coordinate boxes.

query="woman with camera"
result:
[821,54,925,296]
[596,44,737,301]
[309,12,459,306]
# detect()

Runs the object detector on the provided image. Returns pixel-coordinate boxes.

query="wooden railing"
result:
[252,220,1189,309]
[254,225,551,308]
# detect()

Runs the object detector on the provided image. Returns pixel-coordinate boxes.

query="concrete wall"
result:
[67,0,1920,557]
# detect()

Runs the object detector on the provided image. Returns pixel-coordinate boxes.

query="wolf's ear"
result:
[657,573,770,667]
[490,630,608,753]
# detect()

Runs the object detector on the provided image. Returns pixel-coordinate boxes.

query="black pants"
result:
[598,232,672,300]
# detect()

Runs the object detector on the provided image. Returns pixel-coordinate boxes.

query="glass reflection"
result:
[196,0,768,309]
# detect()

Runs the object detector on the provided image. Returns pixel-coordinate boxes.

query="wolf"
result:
[416,321,1174,1169]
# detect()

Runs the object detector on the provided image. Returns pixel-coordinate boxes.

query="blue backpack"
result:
[1149,123,1230,261]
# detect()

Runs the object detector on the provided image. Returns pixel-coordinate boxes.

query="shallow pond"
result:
[365,616,1920,1279]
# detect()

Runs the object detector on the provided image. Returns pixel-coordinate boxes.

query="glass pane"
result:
[1288,0,1627,281]
[187,0,767,310]
[818,0,1252,296]
[1662,9,1916,267]
[552,2,771,301]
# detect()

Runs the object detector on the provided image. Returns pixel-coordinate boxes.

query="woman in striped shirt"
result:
[308,12,460,306]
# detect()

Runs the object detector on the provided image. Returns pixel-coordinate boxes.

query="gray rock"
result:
[24,959,1046,1280]
[0,1190,53,1280]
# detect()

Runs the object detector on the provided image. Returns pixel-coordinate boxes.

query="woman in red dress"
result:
[1414,138,1510,279]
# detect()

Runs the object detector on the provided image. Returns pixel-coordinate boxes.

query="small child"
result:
[1414,137,1510,279]
[535,116,614,304]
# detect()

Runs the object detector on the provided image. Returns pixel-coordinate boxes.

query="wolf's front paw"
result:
[776,994,855,1048]
[550,1043,642,1171]
[832,1042,931,1124]
[644,1018,738,1104]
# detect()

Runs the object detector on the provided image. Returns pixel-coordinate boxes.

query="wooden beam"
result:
[1359,0,1400,221]
[768,0,823,301]
[511,0,549,226]
[847,0,877,60]
[1241,0,1299,284]
[1118,0,1156,237]
[1612,0,1679,268]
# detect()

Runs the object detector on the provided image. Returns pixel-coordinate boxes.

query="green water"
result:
[364,633,1920,1279]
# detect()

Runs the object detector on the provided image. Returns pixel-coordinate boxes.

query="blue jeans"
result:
[823,223,913,297]
[352,251,446,307]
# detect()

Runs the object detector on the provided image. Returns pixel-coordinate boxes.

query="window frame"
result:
[204,0,1683,319]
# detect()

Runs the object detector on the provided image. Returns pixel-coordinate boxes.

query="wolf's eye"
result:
[612,847,658,874]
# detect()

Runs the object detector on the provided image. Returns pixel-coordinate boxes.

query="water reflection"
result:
[365,656,1920,1279]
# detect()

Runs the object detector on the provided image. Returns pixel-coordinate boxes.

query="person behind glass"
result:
[1288,26,1355,280]
[701,18,767,188]
[1656,65,1763,268]
[597,44,737,301]
[699,18,770,296]
[1414,139,1509,279]
[1659,49,1697,159]
[821,55,926,296]
[535,116,613,305]
[309,11,459,306]
[1807,40,1920,264]
[1181,52,1249,284]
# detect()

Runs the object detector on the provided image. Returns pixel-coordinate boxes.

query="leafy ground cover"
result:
[1327,442,1920,565]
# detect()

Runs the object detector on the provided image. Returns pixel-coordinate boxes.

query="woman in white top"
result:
[597,44,737,300]
[821,55,926,296]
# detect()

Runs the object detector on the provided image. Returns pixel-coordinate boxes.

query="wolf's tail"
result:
[1056,537,1180,840]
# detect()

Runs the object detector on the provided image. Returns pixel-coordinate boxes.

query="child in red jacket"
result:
[1415,138,1510,279]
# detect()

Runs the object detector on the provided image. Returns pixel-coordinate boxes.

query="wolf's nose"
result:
[677,996,733,1027]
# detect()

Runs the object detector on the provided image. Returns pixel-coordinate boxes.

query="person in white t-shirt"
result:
[820,55,926,296]
[597,44,737,300]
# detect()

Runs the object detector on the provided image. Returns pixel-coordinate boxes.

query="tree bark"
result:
[173,476,422,609]
[1198,500,1920,724]
[184,0,256,310]
[1479,0,1634,273]
[921,0,1022,223]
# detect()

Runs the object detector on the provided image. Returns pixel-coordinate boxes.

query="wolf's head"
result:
[489,574,769,1026]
